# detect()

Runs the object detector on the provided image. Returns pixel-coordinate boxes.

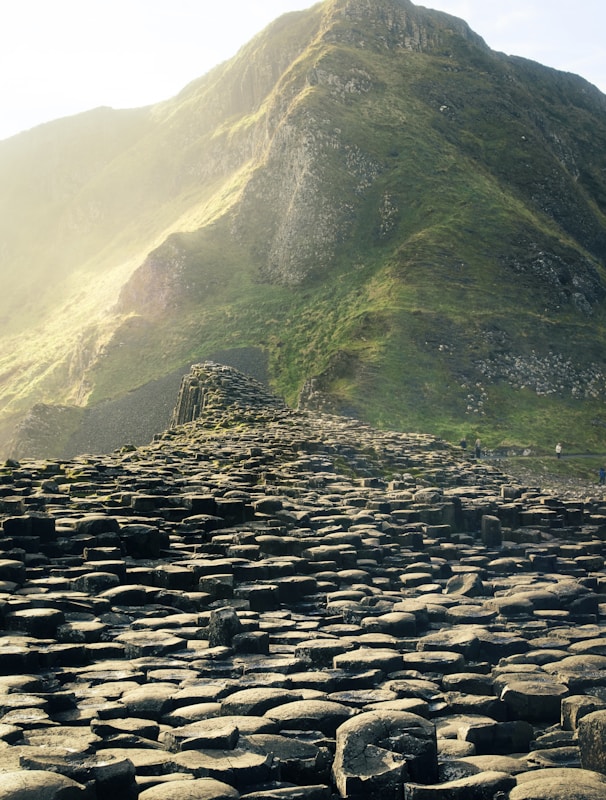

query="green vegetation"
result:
[1,0,606,458]
[501,455,606,481]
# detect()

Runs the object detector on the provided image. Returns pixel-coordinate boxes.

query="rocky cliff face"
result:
[170,363,287,427]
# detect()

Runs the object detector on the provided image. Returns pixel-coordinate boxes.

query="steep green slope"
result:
[3,0,606,457]
[0,4,322,431]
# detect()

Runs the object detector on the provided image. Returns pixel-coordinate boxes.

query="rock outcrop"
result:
[170,363,286,428]
[1,363,606,798]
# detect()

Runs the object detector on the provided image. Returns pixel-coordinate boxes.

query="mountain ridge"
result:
[2,0,606,458]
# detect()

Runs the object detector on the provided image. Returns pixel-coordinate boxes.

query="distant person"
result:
[475,438,481,459]
[460,438,467,454]
[599,466,605,485]
[555,442,562,459]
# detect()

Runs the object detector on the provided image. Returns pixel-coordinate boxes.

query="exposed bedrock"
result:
[1,363,606,799]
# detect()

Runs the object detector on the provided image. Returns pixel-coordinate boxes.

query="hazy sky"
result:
[2,0,605,141]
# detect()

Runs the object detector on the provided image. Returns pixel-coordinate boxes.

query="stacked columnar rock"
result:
[0,362,606,799]
[170,363,287,427]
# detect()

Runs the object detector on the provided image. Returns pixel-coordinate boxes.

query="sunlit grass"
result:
[1,2,606,458]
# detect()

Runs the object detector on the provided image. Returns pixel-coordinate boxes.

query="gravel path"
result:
[492,459,606,502]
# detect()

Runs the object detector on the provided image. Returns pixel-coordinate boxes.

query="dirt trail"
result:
[490,457,606,502]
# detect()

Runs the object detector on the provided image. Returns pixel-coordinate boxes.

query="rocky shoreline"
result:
[1,363,606,799]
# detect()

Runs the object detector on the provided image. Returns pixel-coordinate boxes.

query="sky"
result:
[1,0,605,142]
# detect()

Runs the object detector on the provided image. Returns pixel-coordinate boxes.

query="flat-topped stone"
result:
[332,710,437,797]
[0,770,90,799]
[2,362,606,798]
[332,648,404,674]
[138,777,239,799]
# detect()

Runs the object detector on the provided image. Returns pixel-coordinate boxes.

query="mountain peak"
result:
[323,0,488,52]
[1,0,606,459]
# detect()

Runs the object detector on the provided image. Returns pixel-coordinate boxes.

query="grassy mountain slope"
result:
[0,5,322,437]
[3,0,606,457]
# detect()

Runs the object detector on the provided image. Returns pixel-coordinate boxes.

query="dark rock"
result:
[221,688,303,717]
[208,606,244,648]
[170,738,274,787]
[162,719,240,752]
[500,679,569,723]
[247,733,331,784]
[3,362,606,798]
[510,767,606,799]
[119,524,169,559]
[18,753,138,800]
[332,710,437,797]
[562,694,606,730]
[5,607,65,638]
[138,777,240,799]
[0,770,92,798]
[401,651,465,675]
[404,770,515,799]
[578,709,606,773]
[119,684,175,720]
[0,558,26,584]
[481,515,503,548]
[265,699,353,736]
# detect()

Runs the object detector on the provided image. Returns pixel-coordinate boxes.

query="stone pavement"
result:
[1,363,606,799]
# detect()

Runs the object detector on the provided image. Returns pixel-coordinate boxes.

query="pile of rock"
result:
[1,363,606,799]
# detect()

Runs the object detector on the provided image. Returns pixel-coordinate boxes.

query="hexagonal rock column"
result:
[561,695,606,731]
[578,709,606,773]
[17,753,137,800]
[500,679,569,723]
[138,777,239,800]
[509,767,606,800]
[5,607,65,638]
[333,648,404,674]
[404,770,516,799]
[208,606,243,648]
[481,515,502,547]
[332,710,437,798]
[0,770,90,799]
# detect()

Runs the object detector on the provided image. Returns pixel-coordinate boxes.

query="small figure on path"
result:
[599,466,605,485]
[460,438,467,454]
[475,438,481,459]
[555,442,562,459]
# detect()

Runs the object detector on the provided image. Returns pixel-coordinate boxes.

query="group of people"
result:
[460,439,606,486]
[555,444,606,485]
[555,443,606,486]
[460,438,482,458]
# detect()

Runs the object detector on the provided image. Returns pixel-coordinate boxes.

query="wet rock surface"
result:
[2,362,606,799]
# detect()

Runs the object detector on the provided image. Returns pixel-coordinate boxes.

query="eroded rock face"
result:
[1,363,606,798]
[332,710,437,797]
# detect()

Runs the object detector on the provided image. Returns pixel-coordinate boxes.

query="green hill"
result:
[2,0,606,458]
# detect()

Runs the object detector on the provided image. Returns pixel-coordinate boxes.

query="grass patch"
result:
[498,455,606,490]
